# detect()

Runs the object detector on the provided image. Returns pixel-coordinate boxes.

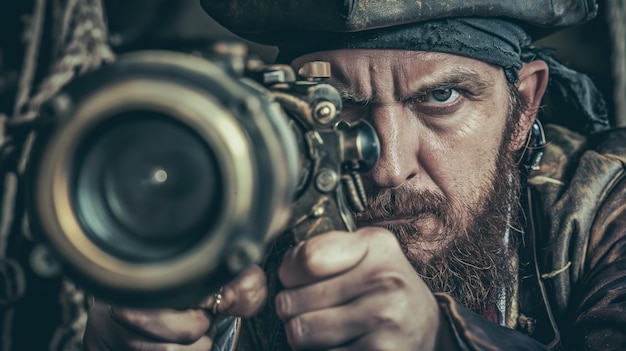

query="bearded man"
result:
[80,1,626,350]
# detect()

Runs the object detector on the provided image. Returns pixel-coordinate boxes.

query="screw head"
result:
[313,101,336,125]
[315,169,338,193]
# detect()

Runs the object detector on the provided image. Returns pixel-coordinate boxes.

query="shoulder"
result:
[530,124,626,213]
[527,123,626,308]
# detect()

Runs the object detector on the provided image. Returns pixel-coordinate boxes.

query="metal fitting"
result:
[315,169,339,193]
[313,101,336,125]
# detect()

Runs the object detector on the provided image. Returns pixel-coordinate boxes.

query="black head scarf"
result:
[523,47,609,133]
[278,18,529,83]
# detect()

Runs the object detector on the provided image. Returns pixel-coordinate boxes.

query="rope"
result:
[15,0,115,125]
[12,0,47,119]
[1,1,115,350]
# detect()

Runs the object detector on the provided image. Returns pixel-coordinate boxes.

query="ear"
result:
[508,60,549,151]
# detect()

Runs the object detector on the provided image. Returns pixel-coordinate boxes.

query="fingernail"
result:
[275,292,290,321]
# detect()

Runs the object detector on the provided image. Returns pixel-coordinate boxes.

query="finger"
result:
[325,327,437,351]
[198,264,267,317]
[278,230,371,288]
[106,303,212,344]
[283,292,399,350]
[84,303,216,350]
[276,229,411,321]
[124,335,215,351]
[285,279,424,349]
[324,331,403,351]
[275,266,391,321]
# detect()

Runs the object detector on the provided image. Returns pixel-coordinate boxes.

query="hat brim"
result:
[201,0,598,44]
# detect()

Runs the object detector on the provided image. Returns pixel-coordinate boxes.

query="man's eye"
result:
[424,88,460,103]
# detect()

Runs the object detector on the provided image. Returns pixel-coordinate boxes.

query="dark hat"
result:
[201,0,598,43]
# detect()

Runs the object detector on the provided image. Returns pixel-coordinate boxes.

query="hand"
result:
[276,228,442,350]
[83,264,267,350]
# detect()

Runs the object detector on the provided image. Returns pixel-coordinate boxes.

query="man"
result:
[82,0,624,350]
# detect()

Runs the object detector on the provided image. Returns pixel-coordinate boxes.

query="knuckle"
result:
[298,240,325,274]
[375,302,400,327]
[234,265,266,293]
[371,269,409,292]
[367,287,406,330]
[172,328,204,345]
[118,309,146,327]
[230,285,267,317]
[366,270,415,330]
[367,336,399,351]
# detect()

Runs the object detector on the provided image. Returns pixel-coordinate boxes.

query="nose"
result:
[366,105,419,188]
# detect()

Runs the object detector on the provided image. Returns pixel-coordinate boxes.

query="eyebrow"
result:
[330,68,494,104]
[399,69,493,102]
[331,81,370,104]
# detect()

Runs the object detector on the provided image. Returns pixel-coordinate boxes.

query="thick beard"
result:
[355,130,522,317]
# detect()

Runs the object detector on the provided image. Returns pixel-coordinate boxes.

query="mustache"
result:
[355,186,454,225]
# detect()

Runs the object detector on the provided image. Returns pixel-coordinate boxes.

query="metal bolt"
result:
[313,101,336,125]
[319,106,331,117]
[315,169,338,193]
[311,205,326,217]
[263,70,287,84]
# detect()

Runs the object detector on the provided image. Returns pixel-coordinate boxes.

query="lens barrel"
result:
[73,113,222,262]
[26,51,298,306]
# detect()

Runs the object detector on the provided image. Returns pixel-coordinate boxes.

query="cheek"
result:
[420,110,506,206]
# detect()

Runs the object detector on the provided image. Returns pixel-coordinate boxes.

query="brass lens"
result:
[27,50,298,306]
[73,112,221,261]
